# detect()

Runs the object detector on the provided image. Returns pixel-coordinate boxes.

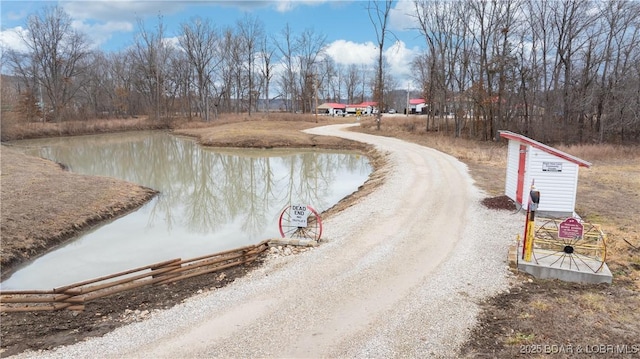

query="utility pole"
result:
[314,74,318,123]
[406,82,410,117]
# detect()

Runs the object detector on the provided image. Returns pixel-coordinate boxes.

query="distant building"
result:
[346,101,377,115]
[316,102,347,116]
[409,98,426,114]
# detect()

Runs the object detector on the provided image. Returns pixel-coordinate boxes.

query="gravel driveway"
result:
[13,124,522,358]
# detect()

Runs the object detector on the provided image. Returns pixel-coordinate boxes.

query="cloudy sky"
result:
[1,0,425,85]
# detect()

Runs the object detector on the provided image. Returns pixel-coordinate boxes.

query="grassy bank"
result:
[0,147,157,277]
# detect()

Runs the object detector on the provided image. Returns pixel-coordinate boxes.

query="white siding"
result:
[504,140,520,202]
[524,147,579,213]
[522,148,535,207]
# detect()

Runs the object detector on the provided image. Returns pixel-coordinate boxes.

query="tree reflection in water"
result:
[3,132,371,290]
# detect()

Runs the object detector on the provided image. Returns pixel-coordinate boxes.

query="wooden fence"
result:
[0,240,270,313]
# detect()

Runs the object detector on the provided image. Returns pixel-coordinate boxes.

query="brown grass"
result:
[0,146,157,278]
[358,115,640,289]
[558,143,640,163]
[1,112,639,356]
[175,115,364,150]
[0,112,169,141]
[3,112,637,284]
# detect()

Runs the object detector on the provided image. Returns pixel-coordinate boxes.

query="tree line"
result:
[3,1,640,144]
[3,6,375,124]
[410,0,640,144]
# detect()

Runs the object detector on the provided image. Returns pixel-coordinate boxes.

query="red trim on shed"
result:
[499,130,592,168]
[516,144,527,204]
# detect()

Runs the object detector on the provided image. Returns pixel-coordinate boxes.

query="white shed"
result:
[499,130,592,217]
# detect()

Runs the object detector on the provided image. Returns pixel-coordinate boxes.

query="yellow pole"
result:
[523,187,540,262]
[524,213,535,262]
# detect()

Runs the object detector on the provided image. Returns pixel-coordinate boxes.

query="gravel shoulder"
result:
[9,123,522,358]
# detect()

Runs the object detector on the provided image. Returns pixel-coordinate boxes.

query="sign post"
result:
[278,204,323,242]
[523,187,540,262]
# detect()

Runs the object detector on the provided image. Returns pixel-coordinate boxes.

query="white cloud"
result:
[0,26,29,53]
[164,36,181,50]
[60,1,185,23]
[390,0,419,32]
[325,39,377,66]
[324,38,419,88]
[273,0,327,13]
[385,40,417,81]
[71,20,133,49]
[58,1,189,50]
[275,0,296,13]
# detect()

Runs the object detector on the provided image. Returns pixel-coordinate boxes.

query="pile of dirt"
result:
[481,195,518,211]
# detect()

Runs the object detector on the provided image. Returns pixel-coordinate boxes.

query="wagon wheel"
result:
[278,205,323,242]
[532,218,607,273]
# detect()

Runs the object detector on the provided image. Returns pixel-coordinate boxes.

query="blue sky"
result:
[1,0,425,84]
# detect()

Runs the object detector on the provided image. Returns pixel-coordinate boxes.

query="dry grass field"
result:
[0,147,157,276]
[357,115,640,358]
[358,116,640,286]
[1,113,639,357]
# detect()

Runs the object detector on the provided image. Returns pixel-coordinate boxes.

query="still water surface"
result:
[2,131,370,289]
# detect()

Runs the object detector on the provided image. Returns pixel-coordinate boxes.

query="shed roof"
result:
[499,130,592,168]
[409,98,426,105]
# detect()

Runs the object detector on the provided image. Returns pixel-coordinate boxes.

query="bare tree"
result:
[368,0,393,130]
[344,64,361,104]
[549,0,597,143]
[77,51,111,119]
[131,15,171,121]
[108,50,140,117]
[413,0,445,130]
[164,49,192,118]
[6,2,639,143]
[295,28,326,113]
[218,27,237,113]
[592,0,640,142]
[237,14,265,116]
[258,35,276,114]
[274,24,298,112]
[179,17,219,121]
[273,25,325,113]
[7,5,90,122]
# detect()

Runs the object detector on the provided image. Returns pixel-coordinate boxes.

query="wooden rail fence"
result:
[0,240,270,313]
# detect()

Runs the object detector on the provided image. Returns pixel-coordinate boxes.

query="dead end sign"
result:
[290,204,309,227]
[558,217,584,239]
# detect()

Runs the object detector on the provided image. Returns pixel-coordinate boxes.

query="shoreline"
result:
[0,121,382,279]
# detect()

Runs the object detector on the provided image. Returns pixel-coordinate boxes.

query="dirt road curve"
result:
[21,124,518,358]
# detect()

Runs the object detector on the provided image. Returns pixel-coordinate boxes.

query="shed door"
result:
[516,144,527,204]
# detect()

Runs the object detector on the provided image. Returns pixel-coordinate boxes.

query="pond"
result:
[2,131,371,290]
